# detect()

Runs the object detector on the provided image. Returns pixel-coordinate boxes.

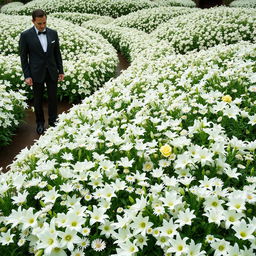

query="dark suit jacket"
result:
[19,27,64,83]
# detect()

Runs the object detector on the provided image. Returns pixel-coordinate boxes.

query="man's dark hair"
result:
[32,9,46,20]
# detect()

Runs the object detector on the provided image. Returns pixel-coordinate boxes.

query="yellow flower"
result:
[160,145,172,157]
[222,95,232,103]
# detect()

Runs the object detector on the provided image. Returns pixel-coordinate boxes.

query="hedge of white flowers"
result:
[0,40,255,255]
[1,0,159,17]
[50,12,113,26]
[82,21,172,62]
[0,14,118,102]
[0,2,24,13]
[152,7,256,54]
[230,0,256,8]
[82,23,160,62]
[152,0,196,7]
[0,80,27,146]
[111,6,198,33]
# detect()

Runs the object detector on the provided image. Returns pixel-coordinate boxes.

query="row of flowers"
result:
[152,7,256,54]
[152,0,196,7]
[111,6,198,33]
[0,14,118,102]
[81,7,256,63]
[1,0,158,17]
[82,22,160,62]
[230,0,256,7]
[0,80,27,146]
[0,2,24,13]
[1,0,196,17]
[0,40,255,255]
[50,12,113,26]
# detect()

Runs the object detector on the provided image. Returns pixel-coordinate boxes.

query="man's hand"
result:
[25,77,33,86]
[58,74,64,82]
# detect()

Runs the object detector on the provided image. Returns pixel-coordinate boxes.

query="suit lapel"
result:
[46,28,51,54]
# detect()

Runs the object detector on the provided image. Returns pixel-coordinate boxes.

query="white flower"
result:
[66,211,85,232]
[211,239,230,256]
[160,190,182,209]
[59,228,81,251]
[130,214,153,236]
[91,238,106,252]
[232,219,255,240]
[0,229,14,245]
[167,234,189,255]
[187,240,206,256]
[42,187,61,204]
[36,228,60,255]
[117,240,139,256]
[99,220,114,238]
[176,208,196,227]
[11,190,29,205]
[21,207,40,231]
[117,157,134,168]
[71,249,84,256]
[134,234,148,249]
[88,206,108,225]
[158,218,179,238]
[203,209,224,226]
[223,210,243,229]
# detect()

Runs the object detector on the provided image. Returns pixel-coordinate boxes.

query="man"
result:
[19,9,64,135]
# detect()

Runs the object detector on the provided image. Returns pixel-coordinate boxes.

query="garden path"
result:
[0,53,130,172]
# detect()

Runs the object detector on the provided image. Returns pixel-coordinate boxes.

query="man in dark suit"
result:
[19,9,64,135]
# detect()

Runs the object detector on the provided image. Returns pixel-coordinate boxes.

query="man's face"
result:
[32,16,47,32]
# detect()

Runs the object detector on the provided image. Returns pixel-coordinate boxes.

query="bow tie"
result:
[38,31,46,35]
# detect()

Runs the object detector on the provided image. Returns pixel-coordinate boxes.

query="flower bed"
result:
[1,0,158,17]
[230,0,256,8]
[50,12,113,26]
[0,41,255,255]
[0,80,27,146]
[82,23,167,62]
[152,7,256,54]
[111,6,198,33]
[0,54,24,92]
[152,0,196,7]
[0,2,24,13]
[0,14,118,102]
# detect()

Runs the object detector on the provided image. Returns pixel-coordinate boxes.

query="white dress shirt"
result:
[34,27,47,52]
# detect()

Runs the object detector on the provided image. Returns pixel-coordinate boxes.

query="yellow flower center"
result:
[65,235,72,241]
[29,218,34,224]
[140,222,146,228]
[167,229,173,234]
[235,204,241,209]
[212,202,218,207]
[48,238,54,245]
[240,232,247,238]
[178,245,183,251]
[96,243,102,248]
[229,216,235,222]
[160,237,166,242]
[218,245,225,251]
[71,221,77,227]
[130,247,135,252]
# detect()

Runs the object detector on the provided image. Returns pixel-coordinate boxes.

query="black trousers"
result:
[32,69,57,125]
